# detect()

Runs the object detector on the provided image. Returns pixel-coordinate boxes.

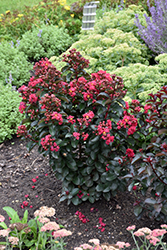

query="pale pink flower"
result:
[126,225,136,231]
[116,241,130,249]
[0,215,5,222]
[74,248,83,250]
[79,243,93,249]
[8,236,19,245]
[40,222,60,232]
[88,239,100,245]
[0,245,6,250]
[151,229,167,237]
[134,227,152,237]
[134,231,145,237]
[37,217,50,224]
[0,229,10,237]
[34,206,55,218]
[161,224,167,229]
[146,235,160,246]
[53,229,72,238]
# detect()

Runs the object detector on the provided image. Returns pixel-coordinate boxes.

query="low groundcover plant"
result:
[16,49,167,223]
[0,206,72,250]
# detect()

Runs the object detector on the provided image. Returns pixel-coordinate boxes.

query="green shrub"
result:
[18,24,73,61]
[0,82,24,143]
[110,61,167,102]
[0,41,32,88]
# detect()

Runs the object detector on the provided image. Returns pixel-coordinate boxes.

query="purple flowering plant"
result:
[135,0,167,54]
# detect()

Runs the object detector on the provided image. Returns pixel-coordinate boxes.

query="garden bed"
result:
[0,135,164,249]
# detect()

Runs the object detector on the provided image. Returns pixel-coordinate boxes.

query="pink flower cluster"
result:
[41,134,60,152]
[75,211,90,224]
[96,120,114,145]
[51,112,63,125]
[117,113,138,135]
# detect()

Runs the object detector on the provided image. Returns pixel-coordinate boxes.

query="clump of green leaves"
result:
[0,41,33,88]
[0,206,71,250]
[18,24,73,61]
[0,82,24,143]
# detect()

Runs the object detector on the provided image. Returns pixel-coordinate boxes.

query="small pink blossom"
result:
[32,185,35,189]
[41,222,60,232]
[0,215,5,222]
[161,224,167,229]
[25,194,29,198]
[32,178,37,183]
[126,225,136,231]
[52,229,72,238]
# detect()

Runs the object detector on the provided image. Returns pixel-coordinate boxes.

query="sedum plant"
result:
[110,60,167,102]
[135,0,167,55]
[18,24,73,62]
[0,206,71,250]
[0,82,24,143]
[0,41,32,88]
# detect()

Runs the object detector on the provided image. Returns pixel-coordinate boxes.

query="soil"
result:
[0,135,166,249]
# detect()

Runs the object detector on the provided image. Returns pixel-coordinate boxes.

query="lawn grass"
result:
[0,0,77,14]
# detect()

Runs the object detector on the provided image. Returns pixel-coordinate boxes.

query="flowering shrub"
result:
[17,48,167,222]
[0,206,71,249]
[127,86,167,222]
[17,48,149,206]
[135,0,167,54]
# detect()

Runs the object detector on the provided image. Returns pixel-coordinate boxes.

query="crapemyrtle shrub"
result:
[18,24,73,62]
[17,49,151,206]
[0,82,24,143]
[135,0,167,55]
[0,41,33,88]
[127,86,167,222]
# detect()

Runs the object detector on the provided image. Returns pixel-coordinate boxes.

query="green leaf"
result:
[110,182,118,191]
[103,186,111,193]
[72,196,80,205]
[144,198,156,205]
[51,151,59,159]
[86,166,94,174]
[90,151,96,160]
[49,125,56,136]
[97,92,110,98]
[3,207,21,223]
[79,102,86,111]
[88,196,95,203]
[93,172,99,181]
[0,222,8,229]
[131,154,142,164]
[106,173,117,181]
[134,206,142,217]
[98,154,105,163]
[95,161,104,173]
[96,183,104,192]
[21,210,28,224]
[85,179,94,187]
[73,176,81,185]
[71,188,79,196]
[65,133,72,138]
[89,136,100,145]
[71,140,78,148]
[103,192,111,201]
[59,196,67,202]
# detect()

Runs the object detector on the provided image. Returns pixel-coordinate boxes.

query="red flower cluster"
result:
[98,217,106,232]
[96,120,114,145]
[126,148,135,158]
[75,211,89,223]
[41,134,60,152]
